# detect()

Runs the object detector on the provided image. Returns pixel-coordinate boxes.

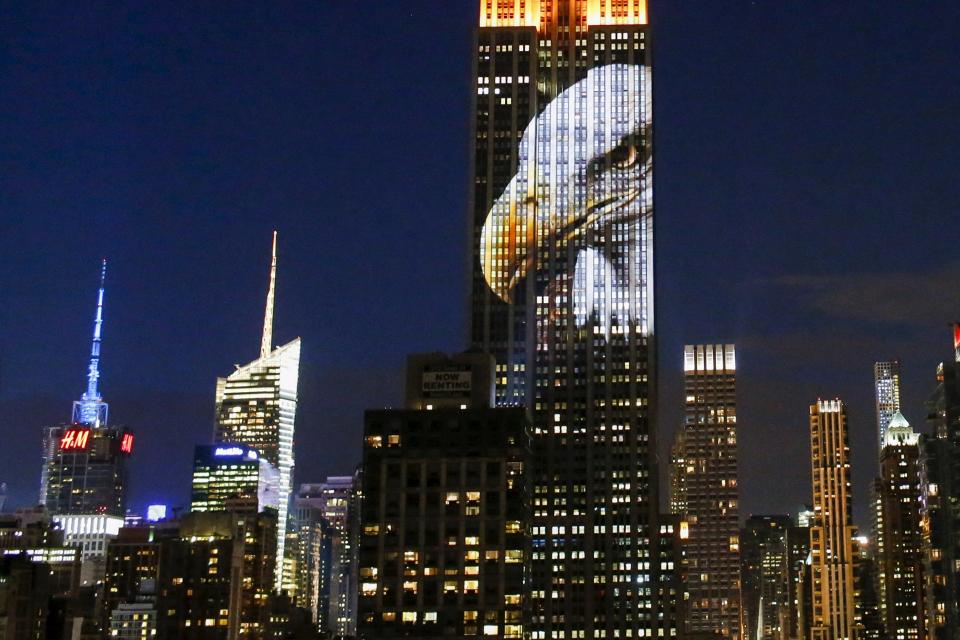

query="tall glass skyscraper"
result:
[874,360,902,453]
[469,1,657,636]
[214,232,301,592]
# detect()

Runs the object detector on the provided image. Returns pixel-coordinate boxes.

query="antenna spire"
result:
[260,231,278,358]
[72,259,109,426]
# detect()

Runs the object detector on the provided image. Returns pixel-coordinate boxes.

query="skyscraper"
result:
[190,444,280,514]
[297,476,359,638]
[874,360,902,453]
[213,232,301,592]
[468,2,657,636]
[920,326,960,640]
[808,400,856,640]
[38,260,134,585]
[358,353,528,640]
[740,515,791,640]
[671,344,740,638]
[876,413,925,640]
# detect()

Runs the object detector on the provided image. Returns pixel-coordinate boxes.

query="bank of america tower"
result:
[469,1,658,637]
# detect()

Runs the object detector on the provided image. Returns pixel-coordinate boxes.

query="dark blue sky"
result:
[1,1,958,526]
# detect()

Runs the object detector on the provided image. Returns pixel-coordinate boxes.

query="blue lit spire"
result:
[72,259,109,426]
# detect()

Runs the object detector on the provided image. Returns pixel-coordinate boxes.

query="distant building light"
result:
[146,505,167,522]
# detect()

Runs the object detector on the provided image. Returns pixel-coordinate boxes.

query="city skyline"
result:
[2,1,959,528]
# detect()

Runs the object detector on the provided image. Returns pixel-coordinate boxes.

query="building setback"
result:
[468,1,661,636]
[213,232,301,592]
[671,344,740,638]
[808,400,856,640]
[357,353,528,639]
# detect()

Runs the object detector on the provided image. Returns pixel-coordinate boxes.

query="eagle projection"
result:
[479,63,652,338]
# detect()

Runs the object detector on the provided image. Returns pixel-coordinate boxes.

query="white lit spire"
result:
[260,231,278,359]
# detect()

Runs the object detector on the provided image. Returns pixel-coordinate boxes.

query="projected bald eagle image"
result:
[480,63,652,333]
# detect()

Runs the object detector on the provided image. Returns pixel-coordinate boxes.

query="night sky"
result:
[2,2,958,529]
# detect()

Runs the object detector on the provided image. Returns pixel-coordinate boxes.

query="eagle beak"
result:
[480,182,538,302]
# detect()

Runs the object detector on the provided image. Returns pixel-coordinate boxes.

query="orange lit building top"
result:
[479,0,646,28]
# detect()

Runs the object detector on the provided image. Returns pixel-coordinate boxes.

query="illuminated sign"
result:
[146,505,167,522]
[214,446,255,459]
[120,433,134,454]
[59,428,91,451]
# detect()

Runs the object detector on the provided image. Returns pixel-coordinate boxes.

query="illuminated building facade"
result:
[358,406,528,638]
[920,326,960,640]
[290,497,332,627]
[875,361,903,453]
[469,2,659,636]
[740,516,791,640]
[190,444,280,514]
[43,425,133,519]
[808,400,856,640]
[670,344,740,638]
[155,510,277,640]
[297,476,360,637]
[876,414,925,640]
[213,232,300,592]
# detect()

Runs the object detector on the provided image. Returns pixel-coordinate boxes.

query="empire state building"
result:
[469,1,659,637]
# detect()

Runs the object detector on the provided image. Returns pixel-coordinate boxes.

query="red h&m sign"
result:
[120,433,134,454]
[59,428,91,451]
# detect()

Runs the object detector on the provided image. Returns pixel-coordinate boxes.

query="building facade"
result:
[290,498,332,627]
[297,476,359,638]
[875,414,925,640]
[808,400,857,640]
[191,444,280,514]
[740,516,791,640]
[874,361,902,453]
[468,1,659,636]
[213,232,301,592]
[920,328,960,640]
[155,510,277,640]
[671,344,740,638]
[358,406,528,639]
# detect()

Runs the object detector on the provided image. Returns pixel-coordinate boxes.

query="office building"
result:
[155,510,277,640]
[670,344,740,638]
[109,600,158,640]
[874,414,926,640]
[297,475,360,637]
[290,498,332,627]
[852,535,884,640]
[874,361,902,453]
[785,515,812,640]
[740,515,791,640]
[213,232,301,592]
[469,2,661,636]
[0,509,82,637]
[920,326,960,640]
[191,444,280,514]
[808,400,857,640]
[357,352,528,639]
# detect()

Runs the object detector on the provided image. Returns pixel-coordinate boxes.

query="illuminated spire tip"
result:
[260,231,278,359]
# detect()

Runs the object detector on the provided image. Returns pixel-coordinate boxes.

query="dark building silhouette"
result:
[358,353,528,639]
